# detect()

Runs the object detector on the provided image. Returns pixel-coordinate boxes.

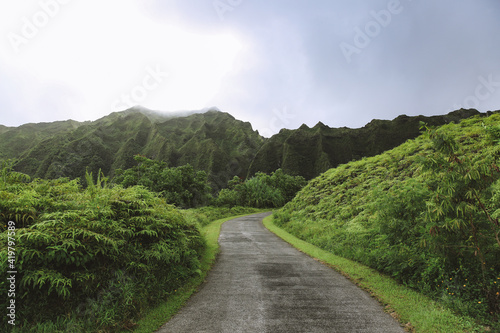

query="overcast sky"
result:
[1,0,499,136]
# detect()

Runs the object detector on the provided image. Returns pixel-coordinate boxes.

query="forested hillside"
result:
[248,108,488,179]
[8,110,264,190]
[274,113,500,326]
[2,108,495,188]
[0,120,84,161]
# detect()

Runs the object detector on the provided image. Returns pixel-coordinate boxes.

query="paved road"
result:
[157,213,404,333]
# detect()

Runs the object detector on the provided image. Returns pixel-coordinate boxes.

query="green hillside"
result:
[0,120,84,160]
[248,109,487,179]
[2,108,493,189]
[9,110,264,190]
[273,113,500,325]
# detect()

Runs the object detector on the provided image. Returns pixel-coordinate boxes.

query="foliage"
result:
[0,160,30,189]
[274,113,500,327]
[0,168,205,332]
[113,155,212,208]
[216,169,306,208]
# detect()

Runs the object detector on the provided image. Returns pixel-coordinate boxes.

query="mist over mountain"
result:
[1,107,497,189]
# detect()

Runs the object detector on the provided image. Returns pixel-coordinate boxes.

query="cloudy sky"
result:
[1,0,499,136]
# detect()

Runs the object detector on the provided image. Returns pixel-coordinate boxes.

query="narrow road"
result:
[157,213,404,333]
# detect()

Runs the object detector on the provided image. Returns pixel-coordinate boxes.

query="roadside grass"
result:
[263,215,485,333]
[129,211,267,333]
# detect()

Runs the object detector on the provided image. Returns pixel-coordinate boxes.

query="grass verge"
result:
[128,211,266,333]
[262,215,486,333]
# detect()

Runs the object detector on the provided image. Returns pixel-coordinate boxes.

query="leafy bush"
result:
[113,155,212,208]
[216,169,306,208]
[0,168,205,332]
[274,114,500,326]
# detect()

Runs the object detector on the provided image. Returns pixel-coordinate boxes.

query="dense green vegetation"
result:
[0,155,271,331]
[0,165,205,332]
[8,110,264,190]
[112,155,305,209]
[2,108,500,331]
[274,114,500,328]
[248,108,488,179]
[114,155,212,208]
[2,107,491,185]
[216,169,306,208]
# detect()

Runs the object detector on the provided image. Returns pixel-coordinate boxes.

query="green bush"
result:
[216,169,306,208]
[113,155,212,208]
[0,169,205,332]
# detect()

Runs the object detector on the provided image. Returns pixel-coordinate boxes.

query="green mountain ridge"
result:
[1,107,498,189]
[9,110,263,190]
[248,108,494,179]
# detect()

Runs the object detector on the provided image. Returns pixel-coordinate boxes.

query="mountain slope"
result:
[3,108,497,188]
[0,120,84,160]
[12,110,264,189]
[248,109,487,179]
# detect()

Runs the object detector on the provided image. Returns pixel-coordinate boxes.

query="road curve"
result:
[157,212,404,333]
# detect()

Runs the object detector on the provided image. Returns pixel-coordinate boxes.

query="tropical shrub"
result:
[0,168,205,332]
[216,169,306,208]
[113,155,212,208]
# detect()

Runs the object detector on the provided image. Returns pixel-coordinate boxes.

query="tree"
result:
[419,124,500,314]
[113,155,212,208]
[216,169,306,208]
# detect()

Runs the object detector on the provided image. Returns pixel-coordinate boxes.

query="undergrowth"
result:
[0,168,205,332]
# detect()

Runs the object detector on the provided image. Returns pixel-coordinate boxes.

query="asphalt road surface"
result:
[157,212,404,333]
